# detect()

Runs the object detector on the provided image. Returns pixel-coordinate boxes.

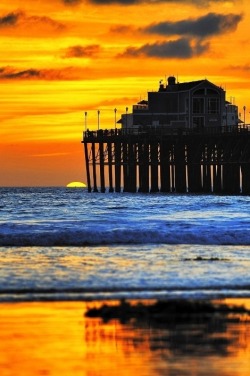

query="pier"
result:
[82,126,250,194]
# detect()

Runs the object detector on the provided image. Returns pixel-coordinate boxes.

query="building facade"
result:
[120,76,239,131]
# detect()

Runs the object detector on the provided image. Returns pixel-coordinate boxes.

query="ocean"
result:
[1,187,250,302]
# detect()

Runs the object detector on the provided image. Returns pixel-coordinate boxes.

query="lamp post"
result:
[243,106,246,127]
[126,107,128,133]
[97,110,100,130]
[84,111,87,132]
[114,108,117,129]
[225,105,227,129]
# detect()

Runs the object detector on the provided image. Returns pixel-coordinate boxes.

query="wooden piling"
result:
[107,142,114,192]
[150,141,159,192]
[241,139,250,194]
[114,141,121,192]
[187,140,202,193]
[160,138,171,192]
[138,140,149,193]
[174,138,186,193]
[213,144,222,193]
[123,141,128,192]
[126,141,137,192]
[92,142,98,192]
[99,142,105,193]
[84,142,91,192]
[202,144,212,193]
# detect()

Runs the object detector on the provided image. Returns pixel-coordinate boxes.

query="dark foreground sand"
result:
[1,298,250,376]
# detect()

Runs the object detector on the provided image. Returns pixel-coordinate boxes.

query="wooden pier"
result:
[82,127,250,194]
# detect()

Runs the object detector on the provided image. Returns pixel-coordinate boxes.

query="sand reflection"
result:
[0,299,250,376]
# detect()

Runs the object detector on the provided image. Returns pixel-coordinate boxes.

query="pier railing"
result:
[83,125,249,140]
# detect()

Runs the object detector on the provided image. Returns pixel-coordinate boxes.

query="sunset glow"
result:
[1,301,250,376]
[0,0,249,186]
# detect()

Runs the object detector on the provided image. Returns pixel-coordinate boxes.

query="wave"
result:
[2,285,250,302]
[0,227,249,246]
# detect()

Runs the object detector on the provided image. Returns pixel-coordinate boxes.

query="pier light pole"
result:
[97,110,100,130]
[114,108,117,129]
[225,105,228,129]
[126,107,128,133]
[84,111,87,132]
[243,106,246,127]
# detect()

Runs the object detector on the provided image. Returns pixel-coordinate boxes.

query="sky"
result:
[0,0,249,186]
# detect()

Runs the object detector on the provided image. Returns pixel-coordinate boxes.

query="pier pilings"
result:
[82,128,250,194]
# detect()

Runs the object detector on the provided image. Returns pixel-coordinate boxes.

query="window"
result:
[208,98,219,114]
[193,117,204,128]
[193,98,204,114]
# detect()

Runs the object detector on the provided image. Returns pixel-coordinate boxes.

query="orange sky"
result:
[0,0,249,186]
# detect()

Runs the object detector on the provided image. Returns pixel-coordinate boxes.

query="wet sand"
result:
[1,299,250,376]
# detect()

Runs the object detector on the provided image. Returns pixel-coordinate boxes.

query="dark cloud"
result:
[62,0,235,5]
[145,13,243,38]
[0,10,65,31]
[0,11,21,27]
[89,0,137,3]
[62,0,82,4]
[0,66,79,80]
[0,67,41,79]
[119,38,210,58]
[63,45,101,58]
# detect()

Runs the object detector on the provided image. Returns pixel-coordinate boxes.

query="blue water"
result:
[1,187,250,302]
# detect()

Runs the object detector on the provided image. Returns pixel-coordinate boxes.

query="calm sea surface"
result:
[1,187,250,302]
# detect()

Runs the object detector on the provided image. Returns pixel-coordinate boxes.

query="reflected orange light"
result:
[0,300,250,376]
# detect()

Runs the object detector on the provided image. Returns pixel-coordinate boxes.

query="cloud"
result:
[0,10,65,33]
[62,0,82,4]
[119,38,210,58]
[0,66,82,80]
[145,13,243,38]
[110,25,134,34]
[88,0,137,3]
[0,67,41,79]
[25,15,65,32]
[62,0,236,5]
[227,64,250,72]
[0,11,22,27]
[114,12,242,60]
[63,45,101,58]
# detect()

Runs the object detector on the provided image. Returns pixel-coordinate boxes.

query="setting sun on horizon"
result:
[66,181,86,188]
[0,0,249,186]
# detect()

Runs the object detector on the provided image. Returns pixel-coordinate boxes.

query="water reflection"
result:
[0,300,250,376]
[85,299,250,376]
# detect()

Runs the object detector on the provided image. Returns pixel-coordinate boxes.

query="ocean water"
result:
[1,187,250,302]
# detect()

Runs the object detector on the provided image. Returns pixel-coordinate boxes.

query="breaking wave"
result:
[0,227,249,246]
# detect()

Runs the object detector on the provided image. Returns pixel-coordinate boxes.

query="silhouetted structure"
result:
[82,78,249,194]
[119,77,239,131]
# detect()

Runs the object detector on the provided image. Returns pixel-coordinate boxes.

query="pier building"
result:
[82,77,250,194]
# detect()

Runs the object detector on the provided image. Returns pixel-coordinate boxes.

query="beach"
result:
[1,188,250,375]
[1,298,250,376]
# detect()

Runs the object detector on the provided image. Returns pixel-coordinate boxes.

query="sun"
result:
[66,181,87,188]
